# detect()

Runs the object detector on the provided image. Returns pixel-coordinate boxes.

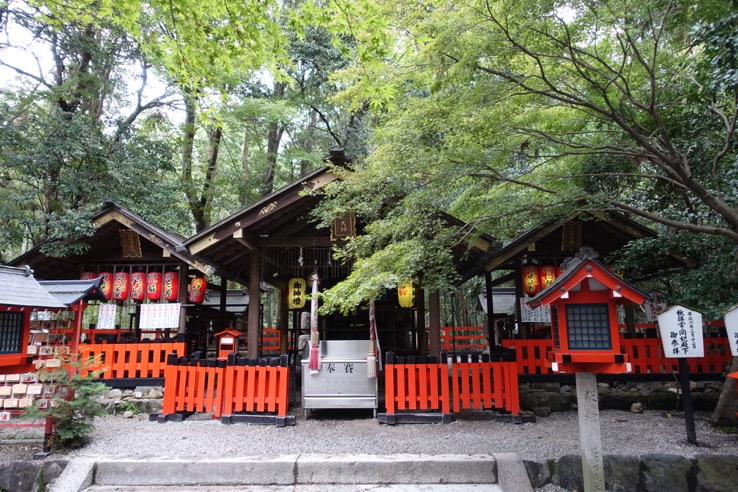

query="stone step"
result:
[50,454,532,492]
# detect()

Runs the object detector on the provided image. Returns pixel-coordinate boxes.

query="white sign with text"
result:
[658,305,704,358]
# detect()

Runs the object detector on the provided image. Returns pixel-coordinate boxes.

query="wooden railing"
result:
[80,342,186,379]
[437,326,488,352]
[449,352,520,415]
[502,335,733,377]
[161,354,290,419]
[384,350,520,416]
[384,353,451,415]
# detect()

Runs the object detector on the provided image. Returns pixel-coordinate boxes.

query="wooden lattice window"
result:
[0,312,24,354]
[565,303,612,350]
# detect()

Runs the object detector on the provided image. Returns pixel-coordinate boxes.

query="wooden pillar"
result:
[514,258,526,339]
[177,264,189,335]
[428,290,441,358]
[416,288,426,355]
[218,275,227,331]
[278,285,289,354]
[485,271,497,346]
[624,304,636,337]
[247,249,261,358]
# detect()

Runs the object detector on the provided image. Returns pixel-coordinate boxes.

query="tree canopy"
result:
[313,0,738,317]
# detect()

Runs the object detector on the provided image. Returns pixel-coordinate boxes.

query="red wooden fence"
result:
[503,336,733,376]
[437,326,488,352]
[450,353,520,415]
[384,354,451,415]
[384,351,520,416]
[161,354,290,419]
[80,342,186,379]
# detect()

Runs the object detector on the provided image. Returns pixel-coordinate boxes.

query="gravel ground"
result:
[3,408,736,464]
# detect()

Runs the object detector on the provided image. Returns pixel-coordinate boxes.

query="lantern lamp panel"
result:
[565,303,612,350]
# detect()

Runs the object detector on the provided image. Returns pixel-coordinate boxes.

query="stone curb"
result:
[49,454,533,491]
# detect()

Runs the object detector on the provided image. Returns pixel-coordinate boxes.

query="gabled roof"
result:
[483,211,655,272]
[38,278,107,306]
[183,166,340,285]
[527,248,648,308]
[183,166,501,286]
[0,265,66,309]
[8,201,214,279]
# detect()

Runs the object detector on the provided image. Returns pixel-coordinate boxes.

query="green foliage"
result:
[24,353,110,450]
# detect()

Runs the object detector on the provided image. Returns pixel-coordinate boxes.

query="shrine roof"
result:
[527,248,648,308]
[0,265,66,309]
[8,201,214,280]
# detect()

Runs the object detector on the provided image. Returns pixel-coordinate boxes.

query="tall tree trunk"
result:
[193,124,222,231]
[181,93,198,223]
[710,356,738,426]
[261,81,286,197]
[300,110,317,177]
[239,125,251,206]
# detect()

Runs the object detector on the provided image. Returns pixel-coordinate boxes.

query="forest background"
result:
[2,0,738,421]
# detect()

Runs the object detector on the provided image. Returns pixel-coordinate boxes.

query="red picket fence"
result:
[258,328,282,355]
[450,353,520,415]
[80,342,186,379]
[621,337,732,375]
[501,339,552,375]
[384,351,520,416]
[384,354,451,415]
[437,326,488,352]
[502,333,733,377]
[161,354,290,419]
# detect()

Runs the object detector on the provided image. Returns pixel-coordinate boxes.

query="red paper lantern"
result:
[539,265,557,290]
[522,265,540,296]
[112,272,130,301]
[99,272,113,300]
[147,272,163,301]
[557,265,565,277]
[129,272,146,301]
[81,271,97,280]
[188,277,207,303]
[164,271,179,301]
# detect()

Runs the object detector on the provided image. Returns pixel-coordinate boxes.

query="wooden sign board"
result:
[658,305,704,358]
[724,305,738,356]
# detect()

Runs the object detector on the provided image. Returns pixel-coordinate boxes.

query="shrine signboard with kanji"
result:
[657,305,704,358]
[724,305,738,356]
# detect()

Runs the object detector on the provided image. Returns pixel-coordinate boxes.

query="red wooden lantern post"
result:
[527,251,646,375]
[147,272,163,301]
[188,277,207,303]
[527,247,648,492]
[129,272,146,301]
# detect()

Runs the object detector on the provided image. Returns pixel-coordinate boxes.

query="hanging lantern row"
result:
[80,271,202,303]
[522,264,561,296]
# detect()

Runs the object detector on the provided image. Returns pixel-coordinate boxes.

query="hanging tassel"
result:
[308,271,321,373]
[367,299,377,378]
[309,331,321,373]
